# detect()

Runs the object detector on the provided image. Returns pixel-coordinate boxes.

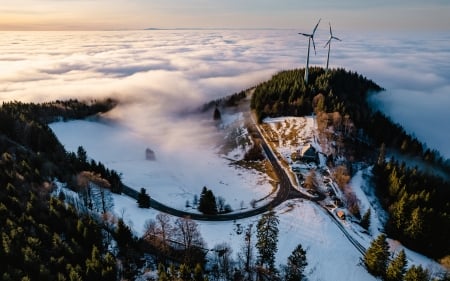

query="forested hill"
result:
[250,67,383,126]
[0,99,132,280]
[250,67,450,260]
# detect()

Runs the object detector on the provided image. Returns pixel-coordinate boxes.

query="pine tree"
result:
[157,263,168,281]
[198,187,217,215]
[193,263,203,281]
[363,234,390,278]
[179,263,191,281]
[101,252,117,280]
[360,208,371,230]
[256,210,279,276]
[213,106,221,120]
[115,219,134,256]
[404,265,430,281]
[85,245,102,280]
[406,207,424,240]
[137,188,151,208]
[386,250,407,281]
[284,244,308,281]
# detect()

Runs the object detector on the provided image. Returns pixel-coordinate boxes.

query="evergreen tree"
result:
[213,106,221,120]
[193,263,203,281]
[406,207,424,240]
[283,244,308,281]
[179,263,191,281]
[101,252,117,280]
[198,187,217,215]
[363,234,390,278]
[137,188,151,208]
[360,208,371,230]
[157,263,169,281]
[115,219,134,256]
[77,146,88,168]
[386,250,407,281]
[256,210,279,277]
[404,265,430,281]
[85,246,102,280]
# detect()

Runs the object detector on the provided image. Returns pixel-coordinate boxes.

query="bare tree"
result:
[332,165,350,190]
[212,242,234,280]
[143,213,174,265]
[332,111,342,132]
[238,224,255,281]
[304,169,318,190]
[216,196,226,213]
[174,216,205,265]
[312,93,325,114]
[156,213,174,261]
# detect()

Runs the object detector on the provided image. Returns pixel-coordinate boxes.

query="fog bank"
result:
[0,30,449,158]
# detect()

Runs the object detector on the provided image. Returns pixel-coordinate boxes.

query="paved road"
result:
[121,111,311,221]
[121,112,366,256]
[121,119,308,221]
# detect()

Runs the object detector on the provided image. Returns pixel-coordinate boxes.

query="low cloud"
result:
[0,30,449,158]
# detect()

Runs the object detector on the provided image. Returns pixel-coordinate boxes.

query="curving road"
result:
[120,111,367,256]
[121,119,308,221]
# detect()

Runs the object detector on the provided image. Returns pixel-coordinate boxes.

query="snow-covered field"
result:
[50,114,273,212]
[51,114,444,280]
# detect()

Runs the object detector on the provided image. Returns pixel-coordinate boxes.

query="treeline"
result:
[1,98,117,124]
[0,99,122,193]
[0,151,117,280]
[250,67,382,126]
[250,67,450,169]
[363,234,446,281]
[201,90,248,113]
[0,99,134,280]
[373,158,450,258]
[367,112,450,172]
[146,210,308,281]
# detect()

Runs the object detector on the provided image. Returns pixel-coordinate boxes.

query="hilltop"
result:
[248,67,450,260]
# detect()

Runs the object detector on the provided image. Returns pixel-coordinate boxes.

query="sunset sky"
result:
[1,0,449,31]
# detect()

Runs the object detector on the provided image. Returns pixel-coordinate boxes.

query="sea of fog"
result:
[0,29,449,158]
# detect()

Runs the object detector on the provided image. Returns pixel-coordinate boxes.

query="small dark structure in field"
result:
[145,148,156,161]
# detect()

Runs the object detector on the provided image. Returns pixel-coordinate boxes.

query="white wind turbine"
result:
[299,19,321,85]
[324,22,341,71]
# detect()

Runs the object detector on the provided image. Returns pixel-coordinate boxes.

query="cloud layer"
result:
[0,29,449,158]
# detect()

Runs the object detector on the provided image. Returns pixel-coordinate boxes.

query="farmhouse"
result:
[297,144,318,163]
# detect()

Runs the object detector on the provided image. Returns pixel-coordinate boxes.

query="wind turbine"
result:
[299,18,321,85]
[324,22,341,71]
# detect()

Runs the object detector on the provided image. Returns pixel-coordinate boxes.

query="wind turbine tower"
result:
[324,22,341,71]
[299,19,321,85]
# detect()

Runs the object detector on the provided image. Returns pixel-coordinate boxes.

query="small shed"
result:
[297,144,318,163]
[145,148,156,161]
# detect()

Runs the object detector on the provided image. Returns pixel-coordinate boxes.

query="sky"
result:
[1,0,450,31]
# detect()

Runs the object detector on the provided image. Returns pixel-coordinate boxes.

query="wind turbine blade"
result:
[324,39,331,48]
[329,22,332,36]
[312,38,317,55]
[299,32,311,37]
[312,18,321,35]
[333,36,342,41]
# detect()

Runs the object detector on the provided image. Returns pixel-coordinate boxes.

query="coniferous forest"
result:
[251,67,450,260]
[0,99,122,280]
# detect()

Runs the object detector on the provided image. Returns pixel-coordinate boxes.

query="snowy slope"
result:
[50,117,273,211]
[51,114,445,280]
